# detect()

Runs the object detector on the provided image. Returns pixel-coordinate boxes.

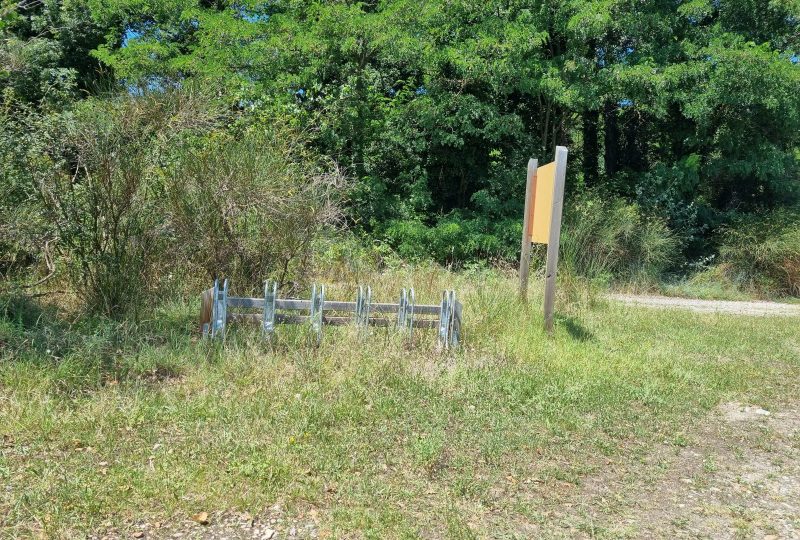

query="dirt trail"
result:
[557,401,800,539]
[608,294,800,316]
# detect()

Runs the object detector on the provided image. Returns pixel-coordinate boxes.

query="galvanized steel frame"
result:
[201,280,461,347]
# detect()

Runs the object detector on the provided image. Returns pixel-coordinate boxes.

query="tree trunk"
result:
[582,109,599,186]
[623,110,647,173]
[604,101,620,178]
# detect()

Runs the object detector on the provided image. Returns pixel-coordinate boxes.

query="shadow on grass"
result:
[0,293,196,389]
[556,314,595,342]
[1,293,55,329]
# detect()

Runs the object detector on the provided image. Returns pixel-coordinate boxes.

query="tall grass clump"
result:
[559,191,678,283]
[715,209,800,296]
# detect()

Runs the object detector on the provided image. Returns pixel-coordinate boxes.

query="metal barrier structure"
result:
[200,279,462,348]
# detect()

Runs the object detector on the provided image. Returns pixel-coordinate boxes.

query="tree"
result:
[5,0,799,264]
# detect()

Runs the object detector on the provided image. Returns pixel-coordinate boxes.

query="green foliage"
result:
[380,190,678,284]
[31,94,179,316]
[560,192,679,282]
[383,215,519,265]
[74,0,799,267]
[716,210,800,296]
[1,0,799,287]
[23,89,344,315]
[0,0,107,109]
[0,106,44,274]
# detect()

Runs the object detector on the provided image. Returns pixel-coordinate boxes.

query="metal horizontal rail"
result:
[227,297,441,315]
[229,313,439,328]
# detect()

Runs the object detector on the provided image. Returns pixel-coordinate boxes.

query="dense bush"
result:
[0,107,43,275]
[381,190,677,283]
[716,210,800,296]
[16,90,347,315]
[32,97,166,316]
[82,0,800,264]
[165,125,348,294]
[3,0,799,303]
[383,214,519,265]
[560,192,679,283]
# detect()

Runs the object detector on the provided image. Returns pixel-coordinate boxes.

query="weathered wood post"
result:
[517,146,568,333]
[543,146,568,334]
[199,287,213,335]
[519,158,538,300]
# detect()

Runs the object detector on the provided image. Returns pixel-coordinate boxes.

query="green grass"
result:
[659,278,800,302]
[653,263,800,302]
[1,268,799,537]
[614,271,769,302]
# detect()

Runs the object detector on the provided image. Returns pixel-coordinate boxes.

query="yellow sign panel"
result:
[527,161,556,244]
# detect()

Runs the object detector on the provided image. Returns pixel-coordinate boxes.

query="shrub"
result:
[382,214,518,266]
[164,125,348,293]
[33,100,159,316]
[380,190,677,282]
[23,88,346,313]
[0,108,41,275]
[716,210,800,296]
[560,191,678,282]
[31,91,221,316]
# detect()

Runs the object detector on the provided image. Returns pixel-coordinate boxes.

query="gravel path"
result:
[608,294,800,316]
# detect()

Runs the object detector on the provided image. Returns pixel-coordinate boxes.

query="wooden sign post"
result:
[518,158,537,300]
[518,146,568,334]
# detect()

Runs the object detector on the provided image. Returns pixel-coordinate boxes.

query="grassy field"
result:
[2,267,799,538]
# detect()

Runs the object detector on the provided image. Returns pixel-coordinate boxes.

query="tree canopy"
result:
[2,0,799,263]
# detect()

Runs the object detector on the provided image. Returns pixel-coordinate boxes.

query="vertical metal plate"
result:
[211,278,228,340]
[262,280,277,336]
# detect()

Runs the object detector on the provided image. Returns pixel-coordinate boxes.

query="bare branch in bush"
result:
[18,239,55,289]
